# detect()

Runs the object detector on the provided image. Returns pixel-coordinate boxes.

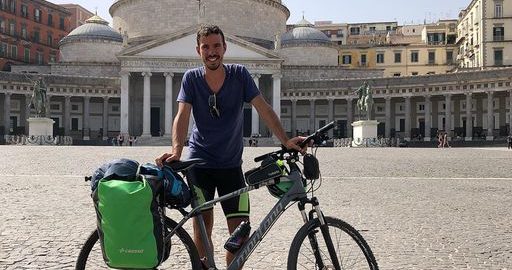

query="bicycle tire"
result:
[75,217,202,270]
[287,216,378,270]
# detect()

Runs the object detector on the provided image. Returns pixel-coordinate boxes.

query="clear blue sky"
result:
[50,0,470,26]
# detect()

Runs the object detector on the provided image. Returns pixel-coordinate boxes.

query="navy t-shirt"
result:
[177,64,260,168]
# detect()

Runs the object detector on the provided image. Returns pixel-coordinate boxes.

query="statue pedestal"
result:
[27,117,54,137]
[351,120,379,147]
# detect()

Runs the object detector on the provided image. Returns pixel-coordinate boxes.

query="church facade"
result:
[1,0,511,143]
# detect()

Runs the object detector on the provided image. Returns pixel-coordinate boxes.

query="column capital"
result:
[424,94,431,100]
[83,96,91,101]
[444,93,452,98]
[164,72,174,78]
[272,73,282,79]
[142,72,152,77]
[119,70,130,77]
[384,95,392,101]
[103,96,110,102]
[486,91,494,96]
[465,92,472,97]
[290,98,298,104]
[65,95,71,101]
[327,98,335,103]
[4,92,12,97]
[251,73,261,80]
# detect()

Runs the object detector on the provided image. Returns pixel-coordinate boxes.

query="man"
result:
[155,25,305,268]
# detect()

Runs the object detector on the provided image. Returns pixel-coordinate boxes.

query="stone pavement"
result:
[0,146,511,269]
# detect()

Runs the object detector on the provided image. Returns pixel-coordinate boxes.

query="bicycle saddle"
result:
[164,158,205,173]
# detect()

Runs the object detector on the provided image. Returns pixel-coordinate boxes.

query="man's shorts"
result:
[187,166,250,219]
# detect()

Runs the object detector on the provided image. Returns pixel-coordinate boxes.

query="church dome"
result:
[60,15,123,45]
[281,18,330,46]
[58,14,123,64]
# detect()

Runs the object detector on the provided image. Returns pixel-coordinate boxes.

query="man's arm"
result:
[155,102,191,166]
[251,95,304,151]
[171,102,192,159]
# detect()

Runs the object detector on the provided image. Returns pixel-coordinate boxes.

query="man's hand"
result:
[284,136,309,154]
[155,152,180,167]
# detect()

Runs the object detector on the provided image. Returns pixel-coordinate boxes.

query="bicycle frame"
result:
[165,170,311,270]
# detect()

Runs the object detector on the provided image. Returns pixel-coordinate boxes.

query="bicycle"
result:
[75,121,379,270]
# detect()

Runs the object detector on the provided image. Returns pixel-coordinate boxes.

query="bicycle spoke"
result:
[291,218,376,270]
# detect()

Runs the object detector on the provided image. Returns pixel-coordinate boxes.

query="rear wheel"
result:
[287,216,378,270]
[75,217,201,269]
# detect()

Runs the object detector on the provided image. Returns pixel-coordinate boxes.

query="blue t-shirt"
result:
[177,64,260,168]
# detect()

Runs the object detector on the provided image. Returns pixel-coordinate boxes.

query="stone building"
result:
[457,0,512,68]
[1,0,512,144]
[59,4,94,31]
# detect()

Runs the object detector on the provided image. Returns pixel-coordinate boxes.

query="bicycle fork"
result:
[298,198,342,270]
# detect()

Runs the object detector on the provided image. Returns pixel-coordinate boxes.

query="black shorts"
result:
[187,166,250,219]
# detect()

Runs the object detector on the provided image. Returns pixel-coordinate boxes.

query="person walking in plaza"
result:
[443,132,450,148]
[155,24,306,268]
[437,131,443,148]
[507,134,512,149]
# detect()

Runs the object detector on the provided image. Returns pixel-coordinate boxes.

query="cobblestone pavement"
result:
[0,146,511,270]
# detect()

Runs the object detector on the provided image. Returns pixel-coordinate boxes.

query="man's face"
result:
[196,34,226,71]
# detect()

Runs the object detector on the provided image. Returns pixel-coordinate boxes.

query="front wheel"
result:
[287,216,378,270]
[75,217,202,269]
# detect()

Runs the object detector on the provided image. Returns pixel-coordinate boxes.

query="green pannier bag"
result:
[92,159,167,269]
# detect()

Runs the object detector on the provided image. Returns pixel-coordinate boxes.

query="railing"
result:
[4,135,73,146]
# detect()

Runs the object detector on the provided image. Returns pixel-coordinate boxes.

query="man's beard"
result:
[206,62,221,71]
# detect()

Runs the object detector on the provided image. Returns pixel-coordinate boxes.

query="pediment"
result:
[119,26,280,61]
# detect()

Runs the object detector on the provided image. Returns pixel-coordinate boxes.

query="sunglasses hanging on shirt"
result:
[208,93,220,118]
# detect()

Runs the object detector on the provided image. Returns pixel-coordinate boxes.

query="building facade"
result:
[0,0,71,71]
[457,0,512,68]
[59,4,94,31]
[1,0,512,144]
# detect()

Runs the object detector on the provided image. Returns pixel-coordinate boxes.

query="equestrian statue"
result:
[354,81,374,120]
[27,76,48,117]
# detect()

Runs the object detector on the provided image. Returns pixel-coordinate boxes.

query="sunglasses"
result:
[208,93,220,118]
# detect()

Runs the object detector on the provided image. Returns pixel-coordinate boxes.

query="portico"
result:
[116,28,284,138]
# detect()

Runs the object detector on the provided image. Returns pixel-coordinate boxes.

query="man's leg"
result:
[193,209,214,261]
[187,167,216,266]
[216,167,250,268]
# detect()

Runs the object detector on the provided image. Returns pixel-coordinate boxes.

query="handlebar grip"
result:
[254,154,268,163]
[317,121,335,134]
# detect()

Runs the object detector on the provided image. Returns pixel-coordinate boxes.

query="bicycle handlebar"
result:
[254,121,335,162]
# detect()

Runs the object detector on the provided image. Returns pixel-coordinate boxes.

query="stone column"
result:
[445,94,452,139]
[309,100,316,133]
[327,98,334,138]
[424,95,431,141]
[83,96,90,140]
[102,96,109,140]
[486,91,494,140]
[509,90,512,136]
[251,73,261,135]
[465,93,473,141]
[64,96,71,136]
[142,72,152,138]
[164,72,174,137]
[120,71,130,135]
[291,99,297,137]
[272,73,282,120]
[3,92,11,134]
[404,96,411,140]
[45,95,51,118]
[347,98,353,138]
[24,94,31,134]
[385,96,391,138]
